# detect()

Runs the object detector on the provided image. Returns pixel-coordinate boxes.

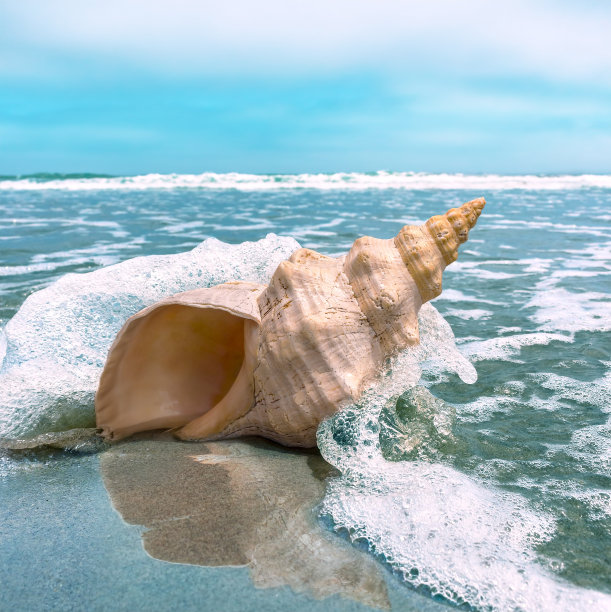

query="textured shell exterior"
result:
[181,198,485,447]
[203,250,383,446]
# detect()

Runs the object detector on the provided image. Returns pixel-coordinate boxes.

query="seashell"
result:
[96,198,485,447]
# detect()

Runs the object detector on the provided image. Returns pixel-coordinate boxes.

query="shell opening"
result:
[96,304,256,441]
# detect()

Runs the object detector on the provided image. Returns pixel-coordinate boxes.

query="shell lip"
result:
[95,282,265,442]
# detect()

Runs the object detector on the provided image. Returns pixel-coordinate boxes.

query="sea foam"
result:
[317,306,611,611]
[526,287,611,334]
[0,234,299,439]
[1,172,611,191]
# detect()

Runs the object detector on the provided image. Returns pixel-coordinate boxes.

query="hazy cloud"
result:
[2,0,611,82]
[1,1,610,173]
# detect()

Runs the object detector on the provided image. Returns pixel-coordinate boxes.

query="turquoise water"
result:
[1,173,610,610]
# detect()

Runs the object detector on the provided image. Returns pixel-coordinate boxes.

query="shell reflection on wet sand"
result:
[100,435,390,610]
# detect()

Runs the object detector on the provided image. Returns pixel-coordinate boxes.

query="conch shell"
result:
[96,198,485,447]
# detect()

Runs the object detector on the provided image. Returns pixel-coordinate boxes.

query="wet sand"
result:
[100,434,391,610]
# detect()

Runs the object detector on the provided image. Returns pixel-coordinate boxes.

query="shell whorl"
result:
[394,197,485,302]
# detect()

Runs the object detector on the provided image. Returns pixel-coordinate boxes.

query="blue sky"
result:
[1,0,610,174]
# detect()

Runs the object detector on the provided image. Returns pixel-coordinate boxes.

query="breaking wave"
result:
[317,307,611,611]
[0,234,299,438]
[1,172,611,191]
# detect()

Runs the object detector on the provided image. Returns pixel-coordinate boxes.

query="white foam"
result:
[526,288,611,333]
[0,262,67,277]
[454,370,611,526]
[569,241,611,263]
[446,260,522,280]
[442,308,493,321]
[549,270,611,279]
[461,333,572,363]
[533,372,611,412]
[0,328,6,365]
[535,372,611,478]
[454,391,525,423]
[1,172,611,191]
[0,234,300,438]
[487,220,610,238]
[320,463,610,611]
[447,258,556,279]
[432,288,502,305]
[317,307,611,611]
[568,422,611,478]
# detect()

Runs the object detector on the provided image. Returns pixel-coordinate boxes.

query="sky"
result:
[1,0,610,175]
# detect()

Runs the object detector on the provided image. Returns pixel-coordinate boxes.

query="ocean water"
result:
[1,172,610,611]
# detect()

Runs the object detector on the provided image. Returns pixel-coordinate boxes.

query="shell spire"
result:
[394,197,485,303]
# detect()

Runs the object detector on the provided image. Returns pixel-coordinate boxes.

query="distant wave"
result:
[1,172,611,191]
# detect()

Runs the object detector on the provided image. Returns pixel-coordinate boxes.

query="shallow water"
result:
[1,173,610,610]
[2,443,445,612]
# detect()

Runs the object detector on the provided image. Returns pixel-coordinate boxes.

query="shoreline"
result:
[0,434,448,611]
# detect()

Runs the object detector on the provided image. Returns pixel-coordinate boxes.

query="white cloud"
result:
[1,1,611,82]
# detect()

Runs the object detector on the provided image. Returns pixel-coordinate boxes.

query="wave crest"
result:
[1,172,611,191]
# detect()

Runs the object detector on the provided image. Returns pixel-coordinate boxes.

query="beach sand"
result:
[101,434,391,609]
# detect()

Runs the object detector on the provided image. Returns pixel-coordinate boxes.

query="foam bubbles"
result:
[319,458,610,611]
[461,332,572,363]
[535,371,611,478]
[1,172,611,191]
[316,305,611,611]
[442,308,493,321]
[526,288,611,334]
[0,234,299,439]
